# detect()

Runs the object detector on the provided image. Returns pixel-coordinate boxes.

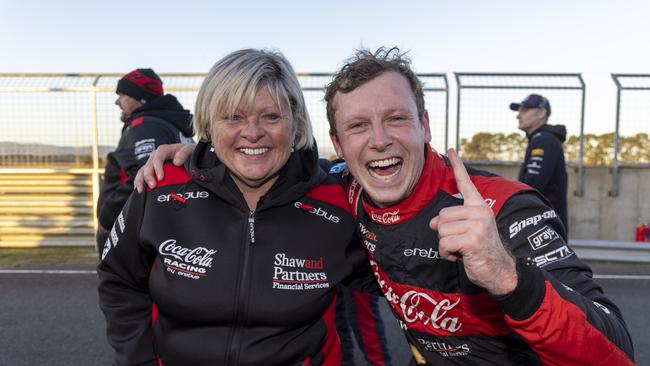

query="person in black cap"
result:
[96,69,194,255]
[510,94,568,230]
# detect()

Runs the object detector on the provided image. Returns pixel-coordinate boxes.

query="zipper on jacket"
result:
[248,211,255,243]
[225,211,256,365]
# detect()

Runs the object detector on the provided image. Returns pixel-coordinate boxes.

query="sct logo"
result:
[528,225,560,251]
[157,191,209,202]
[295,202,340,224]
[533,245,573,267]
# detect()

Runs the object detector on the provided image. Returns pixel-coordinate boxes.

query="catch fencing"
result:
[610,74,650,196]
[454,73,586,195]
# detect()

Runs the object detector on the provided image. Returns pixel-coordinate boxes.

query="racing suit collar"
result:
[360,144,447,225]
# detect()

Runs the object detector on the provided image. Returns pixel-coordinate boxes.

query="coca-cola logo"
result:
[370,210,401,224]
[158,239,216,268]
[400,291,462,333]
[370,260,462,333]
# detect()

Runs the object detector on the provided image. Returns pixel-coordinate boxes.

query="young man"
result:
[510,94,569,230]
[135,49,634,365]
[96,69,194,255]
[323,48,632,365]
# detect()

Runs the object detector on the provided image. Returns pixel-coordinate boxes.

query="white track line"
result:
[0,269,96,274]
[594,274,650,280]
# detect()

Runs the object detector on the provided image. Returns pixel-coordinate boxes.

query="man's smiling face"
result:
[330,71,431,208]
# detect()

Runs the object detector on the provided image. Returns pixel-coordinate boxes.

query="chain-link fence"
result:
[0,73,449,166]
[296,73,449,157]
[454,73,586,195]
[610,74,650,196]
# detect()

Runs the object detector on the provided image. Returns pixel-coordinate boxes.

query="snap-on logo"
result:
[157,191,209,203]
[295,201,340,223]
[509,210,557,238]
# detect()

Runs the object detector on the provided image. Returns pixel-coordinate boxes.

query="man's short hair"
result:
[324,47,425,133]
[193,49,314,150]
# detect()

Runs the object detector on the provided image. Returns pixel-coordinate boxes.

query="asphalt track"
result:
[0,261,648,366]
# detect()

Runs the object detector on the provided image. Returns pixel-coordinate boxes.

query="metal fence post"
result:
[90,76,100,233]
[610,74,623,197]
[575,75,586,197]
[454,73,461,152]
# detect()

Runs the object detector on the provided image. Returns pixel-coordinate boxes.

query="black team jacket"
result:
[97,94,193,230]
[98,142,376,366]
[518,124,568,230]
[326,146,633,365]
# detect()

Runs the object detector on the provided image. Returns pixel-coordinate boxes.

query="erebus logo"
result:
[404,247,441,260]
[157,190,209,202]
[294,202,340,223]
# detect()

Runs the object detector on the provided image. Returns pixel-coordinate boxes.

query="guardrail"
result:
[570,240,650,263]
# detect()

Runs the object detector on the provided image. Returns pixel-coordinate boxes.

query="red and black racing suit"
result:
[328,145,634,365]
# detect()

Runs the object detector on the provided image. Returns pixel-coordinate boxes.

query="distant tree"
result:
[461,132,650,166]
[619,133,650,164]
[460,132,527,161]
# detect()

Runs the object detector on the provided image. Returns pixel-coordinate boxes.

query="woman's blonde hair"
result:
[193,49,313,150]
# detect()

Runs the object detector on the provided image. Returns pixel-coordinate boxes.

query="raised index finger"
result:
[447,148,485,206]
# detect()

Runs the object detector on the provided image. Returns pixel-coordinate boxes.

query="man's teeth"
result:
[368,158,401,168]
[240,147,269,156]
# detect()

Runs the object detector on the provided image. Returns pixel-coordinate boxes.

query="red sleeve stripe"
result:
[130,116,145,127]
[353,291,389,366]
[308,184,353,214]
[316,295,342,366]
[505,281,634,366]
[371,261,511,337]
[146,164,190,192]
[118,168,129,185]
[438,169,531,216]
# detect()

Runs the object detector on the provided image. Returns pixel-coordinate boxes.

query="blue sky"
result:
[2,0,648,73]
[1,0,649,136]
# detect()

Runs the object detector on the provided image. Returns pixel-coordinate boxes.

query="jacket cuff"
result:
[492,257,546,321]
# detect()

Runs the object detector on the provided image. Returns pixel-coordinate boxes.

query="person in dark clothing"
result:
[510,94,569,230]
[98,50,380,366]
[96,68,194,255]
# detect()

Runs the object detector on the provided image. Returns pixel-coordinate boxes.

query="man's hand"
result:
[429,149,518,296]
[134,143,195,193]
[97,224,110,236]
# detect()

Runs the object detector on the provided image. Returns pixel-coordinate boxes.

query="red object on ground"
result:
[636,224,649,242]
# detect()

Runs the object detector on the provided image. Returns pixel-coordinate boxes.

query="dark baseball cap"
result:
[509,94,551,116]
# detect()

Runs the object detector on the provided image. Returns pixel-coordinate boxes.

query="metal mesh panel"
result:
[455,73,584,162]
[0,75,98,168]
[297,73,449,158]
[0,73,448,167]
[420,75,449,152]
[613,75,650,164]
